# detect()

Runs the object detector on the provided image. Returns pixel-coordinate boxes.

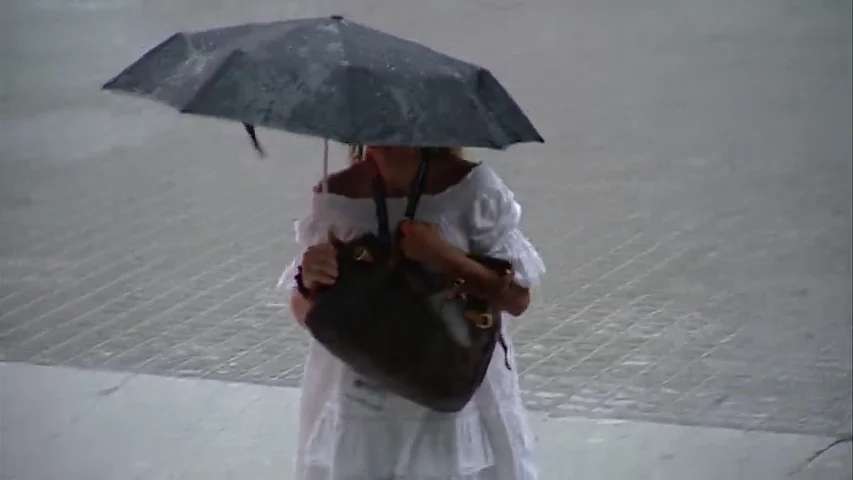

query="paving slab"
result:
[1,363,847,480]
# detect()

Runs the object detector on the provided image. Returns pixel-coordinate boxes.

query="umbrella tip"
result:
[243,123,266,158]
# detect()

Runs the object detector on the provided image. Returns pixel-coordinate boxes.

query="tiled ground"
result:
[1,0,851,436]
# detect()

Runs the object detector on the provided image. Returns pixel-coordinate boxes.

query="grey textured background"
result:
[1,0,851,437]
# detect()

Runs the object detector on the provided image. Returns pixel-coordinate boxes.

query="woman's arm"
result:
[433,246,531,317]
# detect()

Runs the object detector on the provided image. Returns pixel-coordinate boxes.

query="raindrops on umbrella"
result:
[102,15,543,152]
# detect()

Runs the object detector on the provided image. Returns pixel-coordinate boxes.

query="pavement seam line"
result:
[787,435,853,476]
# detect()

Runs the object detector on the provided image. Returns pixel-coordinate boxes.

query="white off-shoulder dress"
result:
[279,164,546,480]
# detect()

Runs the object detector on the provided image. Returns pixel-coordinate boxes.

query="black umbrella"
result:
[102,15,543,151]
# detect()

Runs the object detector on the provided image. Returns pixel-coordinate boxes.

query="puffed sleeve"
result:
[469,170,546,288]
[275,213,322,291]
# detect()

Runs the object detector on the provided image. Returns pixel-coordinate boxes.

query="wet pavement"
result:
[1,0,852,441]
[3,362,848,480]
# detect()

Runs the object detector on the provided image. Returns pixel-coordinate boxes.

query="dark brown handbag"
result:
[304,154,512,413]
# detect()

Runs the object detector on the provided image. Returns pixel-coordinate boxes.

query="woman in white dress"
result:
[282,145,546,480]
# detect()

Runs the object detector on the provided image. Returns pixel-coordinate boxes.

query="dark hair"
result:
[348,144,365,164]
[348,145,464,165]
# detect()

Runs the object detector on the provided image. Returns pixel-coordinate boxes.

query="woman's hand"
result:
[399,220,455,267]
[300,242,338,289]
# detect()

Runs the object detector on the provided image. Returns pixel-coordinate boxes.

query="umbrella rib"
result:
[469,69,515,149]
[178,49,243,114]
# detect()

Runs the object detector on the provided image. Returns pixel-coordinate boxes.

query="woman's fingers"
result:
[303,265,336,286]
[307,247,337,270]
[309,259,338,278]
[308,270,337,286]
[302,243,338,286]
[303,243,335,262]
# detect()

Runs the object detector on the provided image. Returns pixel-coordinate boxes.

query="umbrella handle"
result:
[321,138,329,193]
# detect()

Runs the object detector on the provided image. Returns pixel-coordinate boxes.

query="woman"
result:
[281,145,546,480]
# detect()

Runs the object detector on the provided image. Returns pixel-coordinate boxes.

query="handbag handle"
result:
[372,149,432,242]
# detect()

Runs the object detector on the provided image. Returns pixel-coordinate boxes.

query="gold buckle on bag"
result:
[474,312,494,329]
[465,310,494,329]
[353,246,373,263]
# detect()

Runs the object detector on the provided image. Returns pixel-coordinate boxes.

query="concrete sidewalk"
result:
[1,362,848,480]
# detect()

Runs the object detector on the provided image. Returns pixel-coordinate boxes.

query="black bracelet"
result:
[294,265,312,298]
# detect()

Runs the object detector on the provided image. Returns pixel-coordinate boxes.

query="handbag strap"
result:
[372,149,432,241]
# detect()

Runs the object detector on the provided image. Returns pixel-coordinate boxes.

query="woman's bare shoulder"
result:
[429,158,480,194]
[447,158,480,179]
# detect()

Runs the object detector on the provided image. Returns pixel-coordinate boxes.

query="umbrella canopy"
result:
[102,15,543,150]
